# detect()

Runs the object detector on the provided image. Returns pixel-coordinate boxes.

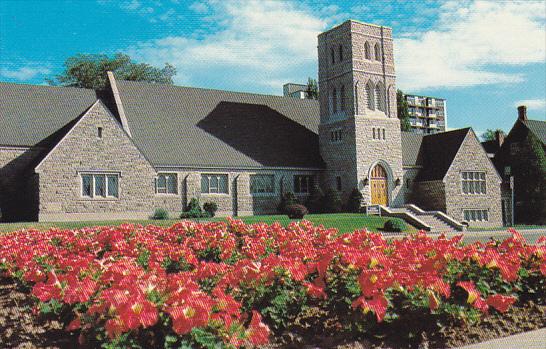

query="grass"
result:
[0,213,415,234]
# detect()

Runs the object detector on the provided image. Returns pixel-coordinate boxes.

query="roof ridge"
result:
[0,81,96,92]
[115,79,319,104]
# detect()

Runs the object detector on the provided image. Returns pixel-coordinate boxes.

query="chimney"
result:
[517,105,527,121]
[495,130,504,147]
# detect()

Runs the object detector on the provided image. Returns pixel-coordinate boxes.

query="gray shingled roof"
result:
[415,128,470,181]
[401,132,424,166]
[0,82,98,146]
[523,119,546,145]
[114,80,323,168]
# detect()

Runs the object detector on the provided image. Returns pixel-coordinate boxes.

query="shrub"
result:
[346,188,363,213]
[383,219,407,232]
[306,186,324,213]
[203,202,218,217]
[151,208,169,220]
[180,198,210,219]
[322,188,342,213]
[285,204,308,219]
[277,192,298,213]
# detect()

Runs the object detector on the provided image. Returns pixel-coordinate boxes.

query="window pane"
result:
[95,175,106,197]
[464,211,470,221]
[158,175,166,188]
[167,175,177,194]
[82,175,92,197]
[484,211,489,221]
[219,175,228,193]
[462,172,468,180]
[201,175,209,193]
[210,176,219,193]
[107,175,118,197]
[480,172,485,180]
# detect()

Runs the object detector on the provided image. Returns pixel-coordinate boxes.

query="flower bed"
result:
[0,220,544,348]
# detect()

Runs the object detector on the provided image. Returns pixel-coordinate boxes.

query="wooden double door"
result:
[370,165,388,206]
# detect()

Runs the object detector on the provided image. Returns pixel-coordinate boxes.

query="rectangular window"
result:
[97,127,103,139]
[464,209,489,222]
[330,129,342,143]
[201,174,228,194]
[81,173,119,199]
[336,176,342,191]
[294,175,314,194]
[461,171,486,194]
[372,128,376,139]
[156,173,178,194]
[382,128,386,140]
[250,174,275,194]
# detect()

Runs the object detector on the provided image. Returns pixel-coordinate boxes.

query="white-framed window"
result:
[155,173,178,194]
[461,171,486,194]
[81,173,119,199]
[201,174,228,194]
[464,209,489,222]
[250,174,275,194]
[294,175,314,194]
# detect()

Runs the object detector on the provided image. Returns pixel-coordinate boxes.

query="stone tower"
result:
[318,20,404,207]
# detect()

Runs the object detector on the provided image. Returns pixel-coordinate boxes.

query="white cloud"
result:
[514,99,546,111]
[0,66,50,81]
[395,0,546,91]
[189,2,209,14]
[129,0,327,93]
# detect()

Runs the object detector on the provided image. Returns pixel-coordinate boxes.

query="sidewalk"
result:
[457,328,545,349]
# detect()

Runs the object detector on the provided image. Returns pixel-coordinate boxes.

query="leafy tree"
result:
[306,186,325,213]
[322,188,342,213]
[513,132,546,224]
[481,129,505,142]
[49,53,176,89]
[305,77,318,99]
[396,89,411,131]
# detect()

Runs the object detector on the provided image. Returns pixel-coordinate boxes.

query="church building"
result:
[0,20,502,228]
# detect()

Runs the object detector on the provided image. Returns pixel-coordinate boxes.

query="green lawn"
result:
[0,214,415,234]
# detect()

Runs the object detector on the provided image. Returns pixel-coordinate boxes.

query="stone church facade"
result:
[0,20,502,228]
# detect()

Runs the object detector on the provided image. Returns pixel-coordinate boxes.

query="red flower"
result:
[486,294,517,313]
[456,281,480,304]
[246,311,270,345]
[352,294,389,322]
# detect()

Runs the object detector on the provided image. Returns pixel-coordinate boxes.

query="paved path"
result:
[384,229,546,244]
[457,328,546,349]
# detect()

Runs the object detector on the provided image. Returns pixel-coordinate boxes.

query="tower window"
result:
[366,81,374,110]
[340,85,346,111]
[97,127,103,139]
[383,128,386,139]
[375,84,384,111]
[339,44,343,62]
[364,41,371,60]
[372,128,376,139]
[331,47,335,64]
[332,88,338,113]
[374,43,381,61]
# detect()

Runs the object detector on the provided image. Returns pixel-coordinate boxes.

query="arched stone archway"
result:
[368,160,394,206]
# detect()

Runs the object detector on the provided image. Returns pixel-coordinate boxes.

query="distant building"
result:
[283,83,309,99]
[404,94,447,134]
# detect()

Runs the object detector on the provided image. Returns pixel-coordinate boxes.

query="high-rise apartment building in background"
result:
[404,94,447,134]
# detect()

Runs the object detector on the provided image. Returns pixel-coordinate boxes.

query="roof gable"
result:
[415,128,470,181]
[114,80,323,168]
[522,119,546,145]
[0,82,99,147]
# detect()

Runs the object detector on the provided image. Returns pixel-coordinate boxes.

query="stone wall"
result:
[354,117,404,206]
[35,101,157,222]
[0,146,43,221]
[151,168,319,217]
[412,180,446,212]
[444,130,503,227]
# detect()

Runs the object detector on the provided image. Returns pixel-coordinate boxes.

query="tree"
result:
[49,53,176,89]
[513,132,546,224]
[481,129,505,142]
[305,77,318,99]
[396,89,411,131]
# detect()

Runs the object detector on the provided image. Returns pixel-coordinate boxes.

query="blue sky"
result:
[1,0,545,135]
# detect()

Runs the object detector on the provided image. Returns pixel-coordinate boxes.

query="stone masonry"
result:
[35,101,157,221]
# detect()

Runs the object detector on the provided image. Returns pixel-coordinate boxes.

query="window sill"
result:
[251,193,276,197]
[155,193,179,197]
[201,193,230,196]
[79,197,119,201]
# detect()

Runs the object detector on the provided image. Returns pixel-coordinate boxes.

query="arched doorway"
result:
[370,164,388,205]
